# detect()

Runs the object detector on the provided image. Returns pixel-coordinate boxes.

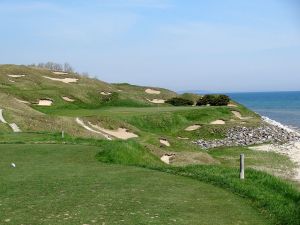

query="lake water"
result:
[228,91,300,129]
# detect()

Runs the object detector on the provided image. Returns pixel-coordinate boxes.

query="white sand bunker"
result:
[160,138,170,147]
[88,122,138,140]
[43,76,78,84]
[231,111,252,120]
[52,71,68,75]
[38,99,53,106]
[177,136,190,140]
[0,109,21,132]
[185,125,201,131]
[147,99,165,104]
[160,153,175,164]
[76,118,112,140]
[7,74,26,78]
[250,142,300,181]
[145,88,161,94]
[62,96,75,102]
[210,120,225,125]
[100,91,112,96]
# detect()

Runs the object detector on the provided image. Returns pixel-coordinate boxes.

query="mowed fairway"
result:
[0,144,270,225]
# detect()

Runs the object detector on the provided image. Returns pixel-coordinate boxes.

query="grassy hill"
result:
[0,64,299,225]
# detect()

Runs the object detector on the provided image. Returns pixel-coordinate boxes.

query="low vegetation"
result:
[165,97,194,106]
[197,94,230,106]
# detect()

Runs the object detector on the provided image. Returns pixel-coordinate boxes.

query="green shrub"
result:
[197,94,230,106]
[166,97,194,106]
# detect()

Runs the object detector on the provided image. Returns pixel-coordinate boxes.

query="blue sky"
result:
[0,0,299,92]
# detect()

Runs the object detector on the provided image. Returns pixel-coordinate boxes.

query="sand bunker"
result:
[177,137,190,140]
[160,139,170,147]
[9,123,21,132]
[62,96,75,102]
[76,118,112,140]
[250,142,300,181]
[185,125,201,131]
[0,109,7,123]
[7,75,26,78]
[52,71,68,75]
[160,154,175,164]
[147,99,165,104]
[88,122,138,140]
[38,99,53,106]
[210,120,225,125]
[100,92,112,96]
[231,111,252,120]
[228,103,237,107]
[43,76,78,84]
[0,109,21,132]
[145,89,161,94]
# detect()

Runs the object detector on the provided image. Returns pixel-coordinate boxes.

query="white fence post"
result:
[240,154,245,180]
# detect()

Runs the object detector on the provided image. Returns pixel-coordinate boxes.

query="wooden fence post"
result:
[62,130,64,139]
[240,154,245,180]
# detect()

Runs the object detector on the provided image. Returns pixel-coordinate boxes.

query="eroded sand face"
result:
[147,99,165,104]
[38,99,53,106]
[0,109,21,132]
[210,120,225,125]
[75,118,112,140]
[145,89,161,94]
[62,96,75,102]
[15,98,30,104]
[185,125,201,131]
[43,76,78,83]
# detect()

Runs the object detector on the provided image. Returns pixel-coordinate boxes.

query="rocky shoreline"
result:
[194,123,300,149]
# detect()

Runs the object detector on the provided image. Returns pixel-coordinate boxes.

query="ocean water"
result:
[228,91,300,129]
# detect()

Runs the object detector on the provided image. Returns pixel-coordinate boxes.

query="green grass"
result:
[0,144,270,225]
[96,140,300,225]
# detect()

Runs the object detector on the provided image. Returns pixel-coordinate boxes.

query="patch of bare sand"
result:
[43,76,78,83]
[15,98,30,104]
[38,99,53,106]
[228,103,237,107]
[185,125,201,131]
[160,139,170,147]
[88,122,138,140]
[100,92,112,96]
[52,71,68,75]
[62,96,75,102]
[231,111,252,120]
[7,74,26,78]
[160,154,175,164]
[147,99,165,104]
[145,88,161,94]
[210,120,225,125]
[75,118,112,140]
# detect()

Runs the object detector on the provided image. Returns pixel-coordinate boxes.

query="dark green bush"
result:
[197,94,230,106]
[166,97,194,106]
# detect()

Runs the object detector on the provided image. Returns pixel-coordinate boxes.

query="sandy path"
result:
[145,89,161,94]
[43,76,78,84]
[75,118,112,140]
[88,122,138,140]
[250,142,300,181]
